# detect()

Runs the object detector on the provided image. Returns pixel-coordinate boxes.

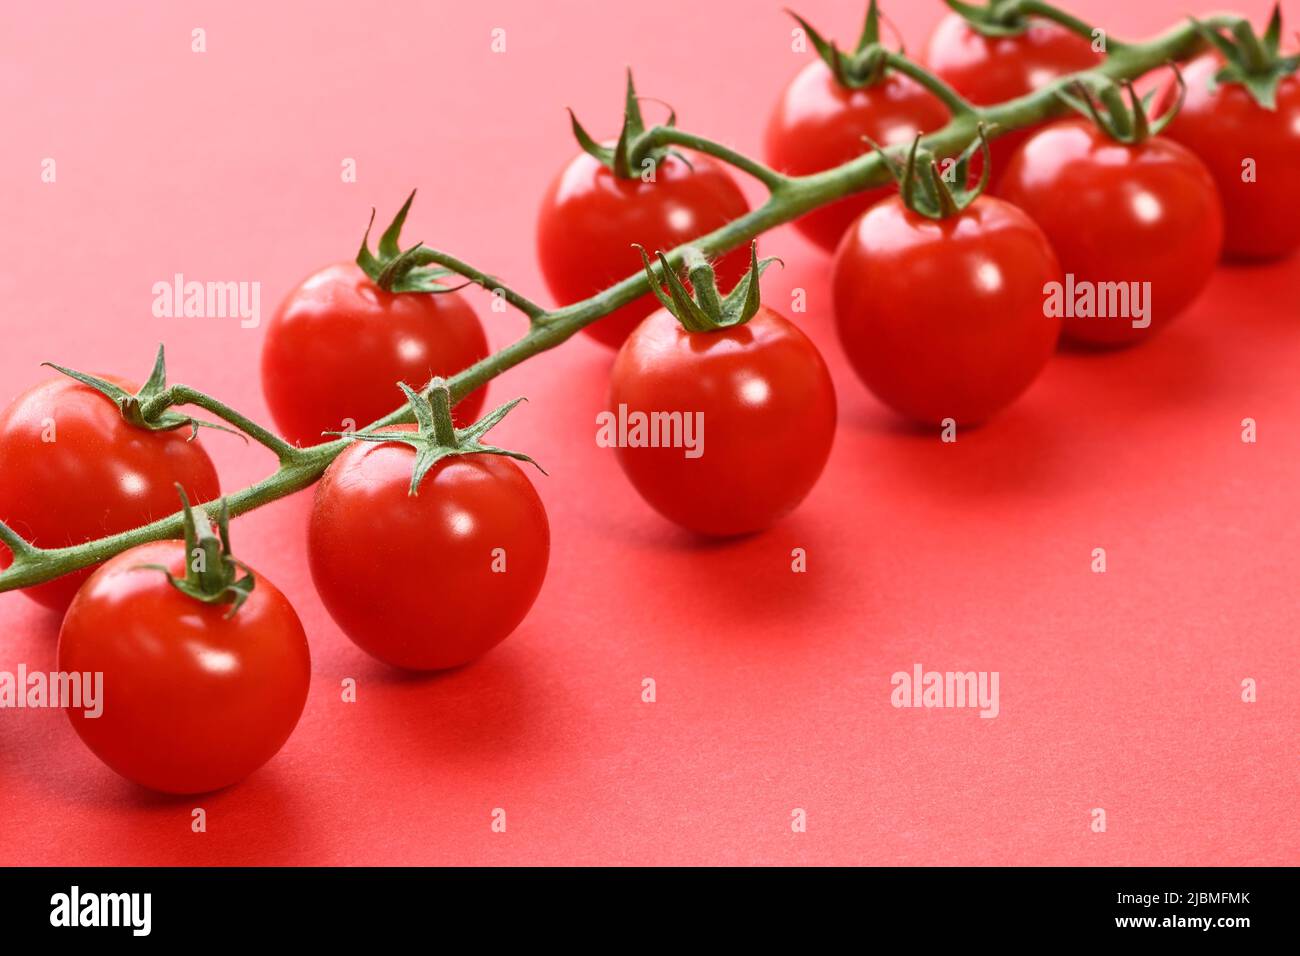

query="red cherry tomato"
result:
[1156,56,1300,261]
[57,541,311,794]
[261,262,489,447]
[765,61,950,252]
[833,194,1061,425]
[924,16,1100,183]
[0,376,220,611]
[537,152,751,348]
[308,429,549,670]
[997,118,1224,347]
[608,306,836,536]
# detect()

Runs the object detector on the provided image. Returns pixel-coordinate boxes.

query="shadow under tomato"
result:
[597,507,838,638]
[349,646,549,762]
[1054,320,1222,414]
[844,396,1068,503]
[69,772,311,866]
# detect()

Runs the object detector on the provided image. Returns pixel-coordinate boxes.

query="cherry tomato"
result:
[261,262,489,447]
[57,541,310,794]
[537,151,751,348]
[764,61,950,252]
[833,194,1061,425]
[924,16,1100,183]
[997,118,1224,347]
[1156,56,1300,261]
[308,429,549,670]
[608,306,836,536]
[0,376,220,611]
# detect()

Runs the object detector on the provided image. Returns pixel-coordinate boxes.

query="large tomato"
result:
[1156,55,1300,261]
[765,61,950,252]
[833,194,1061,425]
[309,428,549,671]
[262,262,489,447]
[0,375,220,610]
[997,118,1224,347]
[925,15,1100,183]
[537,151,751,348]
[58,540,311,794]
[608,305,836,535]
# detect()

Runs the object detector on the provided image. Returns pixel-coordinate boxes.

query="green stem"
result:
[144,385,304,464]
[0,12,1244,597]
[641,128,790,191]
[1017,0,1116,47]
[884,51,977,116]
[406,247,548,321]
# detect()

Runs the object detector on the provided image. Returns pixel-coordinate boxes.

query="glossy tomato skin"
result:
[997,119,1224,347]
[309,432,549,671]
[608,306,836,536]
[57,541,310,794]
[261,262,489,447]
[833,194,1061,425]
[0,376,221,611]
[924,16,1100,184]
[765,61,950,252]
[1156,56,1300,261]
[537,151,751,348]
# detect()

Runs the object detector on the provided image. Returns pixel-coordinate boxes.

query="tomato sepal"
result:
[786,1,891,88]
[43,345,240,440]
[567,70,689,180]
[355,191,463,294]
[636,241,780,333]
[873,125,992,219]
[941,0,1032,38]
[1192,6,1300,110]
[1057,71,1184,143]
[135,486,255,618]
[334,381,544,496]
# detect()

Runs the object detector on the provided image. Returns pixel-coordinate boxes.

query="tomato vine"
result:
[0,6,1256,594]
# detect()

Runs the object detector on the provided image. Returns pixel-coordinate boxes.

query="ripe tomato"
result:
[833,194,1061,425]
[537,151,751,348]
[1156,56,1300,261]
[924,16,1100,183]
[997,118,1224,347]
[57,540,311,794]
[0,375,220,610]
[261,262,489,447]
[608,306,836,536]
[765,62,949,252]
[308,427,549,670]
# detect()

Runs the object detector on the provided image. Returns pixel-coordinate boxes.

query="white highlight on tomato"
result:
[1131,190,1162,224]
[975,260,1003,294]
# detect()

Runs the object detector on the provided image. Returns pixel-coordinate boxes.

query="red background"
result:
[1,0,1296,865]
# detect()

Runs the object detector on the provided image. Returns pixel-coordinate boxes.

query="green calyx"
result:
[944,0,1031,38]
[788,1,894,88]
[44,345,236,439]
[1193,5,1300,109]
[356,190,461,293]
[1058,73,1182,144]
[872,125,992,220]
[636,241,780,333]
[337,381,544,496]
[137,486,255,618]
[568,69,689,180]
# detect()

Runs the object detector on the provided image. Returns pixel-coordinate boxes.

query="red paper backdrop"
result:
[0,0,1296,866]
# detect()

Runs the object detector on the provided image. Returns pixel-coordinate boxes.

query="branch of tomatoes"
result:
[0,8,1250,596]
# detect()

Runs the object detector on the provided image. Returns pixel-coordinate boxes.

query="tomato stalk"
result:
[637,242,779,332]
[947,0,1113,46]
[333,381,542,495]
[135,487,255,617]
[883,51,977,116]
[0,9,1257,596]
